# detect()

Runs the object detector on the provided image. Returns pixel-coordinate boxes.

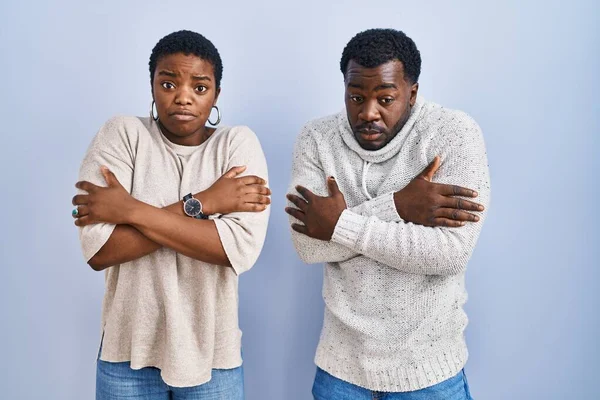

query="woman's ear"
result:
[213,87,221,106]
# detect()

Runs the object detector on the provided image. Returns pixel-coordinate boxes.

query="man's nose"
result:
[358,100,380,122]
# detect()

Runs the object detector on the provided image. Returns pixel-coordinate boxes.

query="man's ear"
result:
[410,82,419,106]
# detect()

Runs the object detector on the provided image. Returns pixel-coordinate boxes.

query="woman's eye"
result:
[161,82,175,89]
[196,86,207,93]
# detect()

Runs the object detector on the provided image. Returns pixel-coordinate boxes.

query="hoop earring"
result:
[207,105,221,126]
[150,100,159,121]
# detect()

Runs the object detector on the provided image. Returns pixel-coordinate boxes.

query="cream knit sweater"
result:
[78,116,269,387]
[288,96,490,392]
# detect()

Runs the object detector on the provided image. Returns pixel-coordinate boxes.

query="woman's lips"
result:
[170,113,196,121]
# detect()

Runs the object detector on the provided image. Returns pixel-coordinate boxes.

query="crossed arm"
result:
[285,125,490,275]
[73,166,270,270]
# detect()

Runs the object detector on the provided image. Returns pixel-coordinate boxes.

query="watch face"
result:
[184,198,202,217]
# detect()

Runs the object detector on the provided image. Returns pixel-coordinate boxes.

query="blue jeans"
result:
[312,367,473,400]
[96,359,244,400]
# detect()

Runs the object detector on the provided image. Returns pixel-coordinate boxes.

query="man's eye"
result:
[161,82,175,89]
[196,86,207,93]
[350,95,363,103]
[380,98,394,104]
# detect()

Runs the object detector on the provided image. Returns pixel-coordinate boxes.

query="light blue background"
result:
[1,1,598,399]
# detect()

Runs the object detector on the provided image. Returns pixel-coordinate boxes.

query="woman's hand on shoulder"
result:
[73,166,139,226]
[197,166,271,215]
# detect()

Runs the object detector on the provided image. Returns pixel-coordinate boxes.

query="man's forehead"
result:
[345,59,405,84]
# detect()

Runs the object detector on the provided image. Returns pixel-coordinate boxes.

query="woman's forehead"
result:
[155,53,215,77]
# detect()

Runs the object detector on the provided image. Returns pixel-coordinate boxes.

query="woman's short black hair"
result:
[340,29,421,83]
[149,30,223,89]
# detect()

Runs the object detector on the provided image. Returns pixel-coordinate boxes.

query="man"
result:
[285,28,489,399]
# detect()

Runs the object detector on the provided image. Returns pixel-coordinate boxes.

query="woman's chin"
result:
[162,122,203,137]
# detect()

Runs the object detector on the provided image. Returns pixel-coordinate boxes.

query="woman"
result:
[72,30,271,399]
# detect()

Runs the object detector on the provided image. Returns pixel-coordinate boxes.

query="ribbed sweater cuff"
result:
[331,210,368,249]
[366,192,402,222]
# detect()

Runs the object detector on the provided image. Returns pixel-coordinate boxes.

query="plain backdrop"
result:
[0,1,598,399]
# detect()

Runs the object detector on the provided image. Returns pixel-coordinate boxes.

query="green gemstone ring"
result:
[72,208,79,217]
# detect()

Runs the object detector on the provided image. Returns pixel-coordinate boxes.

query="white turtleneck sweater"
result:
[287,97,490,392]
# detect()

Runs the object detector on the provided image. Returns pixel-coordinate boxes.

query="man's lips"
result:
[358,130,384,141]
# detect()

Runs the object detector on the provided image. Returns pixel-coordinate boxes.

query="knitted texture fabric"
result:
[288,96,490,392]
[78,116,269,387]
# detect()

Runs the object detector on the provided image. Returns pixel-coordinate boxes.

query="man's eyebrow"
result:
[374,83,398,91]
[192,75,212,81]
[346,83,398,90]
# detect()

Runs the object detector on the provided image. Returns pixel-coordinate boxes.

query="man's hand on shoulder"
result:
[394,156,484,228]
[285,177,347,241]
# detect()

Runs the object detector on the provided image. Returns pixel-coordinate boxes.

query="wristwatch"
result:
[183,193,208,219]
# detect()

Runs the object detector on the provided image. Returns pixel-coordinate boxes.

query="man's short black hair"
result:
[340,29,421,83]
[149,30,223,89]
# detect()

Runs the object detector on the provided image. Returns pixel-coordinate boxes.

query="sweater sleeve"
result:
[77,116,137,262]
[213,127,270,275]
[288,125,403,265]
[331,114,491,275]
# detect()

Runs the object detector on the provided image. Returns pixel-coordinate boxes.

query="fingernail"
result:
[329,176,335,180]
[478,205,484,211]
